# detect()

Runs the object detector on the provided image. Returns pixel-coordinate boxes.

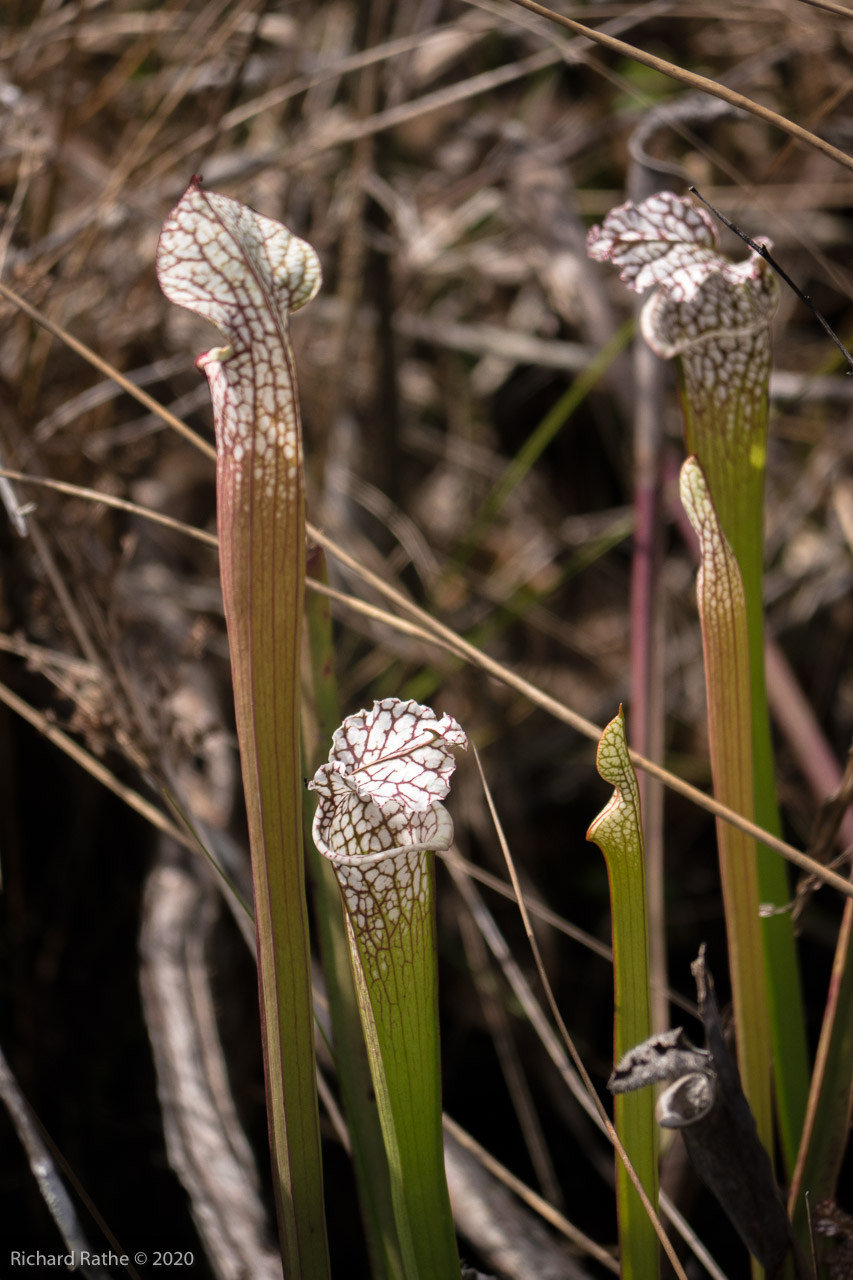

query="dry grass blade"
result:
[0,280,217,462]
[0,442,847,899]
[0,468,219,546]
[795,0,853,15]
[443,1114,620,1274]
[0,677,188,849]
[495,0,853,175]
[0,1044,110,1270]
[2,442,847,899]
[470,745,686,1280]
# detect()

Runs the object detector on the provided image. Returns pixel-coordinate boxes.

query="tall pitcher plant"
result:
[157,180,329,1277]
[588,192,808,1172]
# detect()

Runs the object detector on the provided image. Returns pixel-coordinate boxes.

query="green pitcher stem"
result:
[682,359,809,1171]
[588,706,660,1280]
[341,856,458,1279]
[680,456,774,1171]
[310,700,466,1280]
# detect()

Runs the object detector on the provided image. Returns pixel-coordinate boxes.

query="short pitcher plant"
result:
[310,697,467,1280]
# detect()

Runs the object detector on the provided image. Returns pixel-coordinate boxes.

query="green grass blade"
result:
[587,706,659,1280]
[451,322,632,569]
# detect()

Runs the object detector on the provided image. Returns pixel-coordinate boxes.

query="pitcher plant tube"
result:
[157,179,329,1278]
[587,706,659,1280]
[310,697,467,1280]
[680,455,773,1172]
[587,191,807,1170]
[303,549,405,1280]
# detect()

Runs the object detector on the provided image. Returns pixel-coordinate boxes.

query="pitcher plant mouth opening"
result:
[310,698,466,860]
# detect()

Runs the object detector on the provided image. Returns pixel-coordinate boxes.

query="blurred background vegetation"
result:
[1,1,852,1276]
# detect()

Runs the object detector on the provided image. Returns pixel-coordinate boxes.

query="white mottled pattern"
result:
[320,697,467,810]
[309,698,466,943]
[156,178,321,497]
[641,255,778,363]
[587,192,718,299]
[588,191,778,423]
[594,707,640,817]
[311,776,454,864]
[680,456,746,620]
[337,848,430,984]
[678,328,770,456]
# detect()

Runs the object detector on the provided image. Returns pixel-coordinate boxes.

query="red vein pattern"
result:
[310,698,466,979]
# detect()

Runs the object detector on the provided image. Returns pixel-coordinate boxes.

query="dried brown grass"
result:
[2,1,853,1275]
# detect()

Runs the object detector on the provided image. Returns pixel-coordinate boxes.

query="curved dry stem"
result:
[498,0,853,175]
